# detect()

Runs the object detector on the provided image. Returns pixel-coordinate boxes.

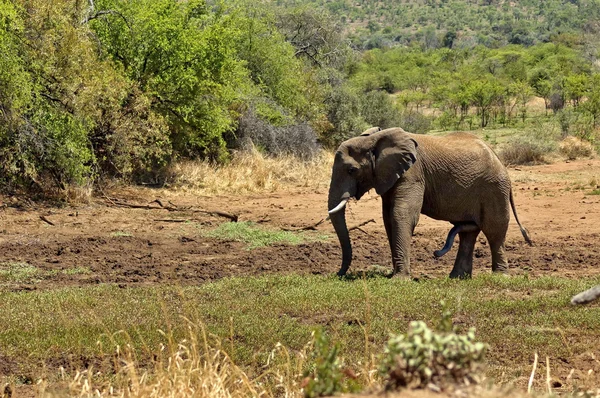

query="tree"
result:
[467,78,504,127]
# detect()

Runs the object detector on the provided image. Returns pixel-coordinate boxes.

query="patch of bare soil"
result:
[2,160,599,288]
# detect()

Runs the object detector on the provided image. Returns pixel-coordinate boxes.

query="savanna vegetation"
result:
[2,1,600,396]
[2,0,599,198]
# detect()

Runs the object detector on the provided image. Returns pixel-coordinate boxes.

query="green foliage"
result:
[275,0,600,52]
[0,0,332,195]
[379,319,487,390]
[302,329,359,397]
[90,0,250,160]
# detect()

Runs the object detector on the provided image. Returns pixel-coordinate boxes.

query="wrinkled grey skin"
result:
[327,127,532,278]
[571,285,600,304]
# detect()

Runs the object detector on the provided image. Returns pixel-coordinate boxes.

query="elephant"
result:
[327,127,532,278]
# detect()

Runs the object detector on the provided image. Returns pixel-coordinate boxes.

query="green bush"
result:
[379,321,487,391]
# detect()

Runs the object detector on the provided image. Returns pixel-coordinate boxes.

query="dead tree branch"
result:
[40,215,55,226]
[106,199,238,222]
[349,219,375,231]
[283,218,327,231]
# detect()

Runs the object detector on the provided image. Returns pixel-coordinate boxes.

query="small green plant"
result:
[588,189,600,195]
[379,310,487,391]
[302,329,359,397]
[202,222,326,249]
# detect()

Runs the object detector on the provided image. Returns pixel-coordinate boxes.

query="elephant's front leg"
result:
[382,185,423,277]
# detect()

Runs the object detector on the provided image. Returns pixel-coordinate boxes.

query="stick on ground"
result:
[40,215,55,226]
[106,199,238,222]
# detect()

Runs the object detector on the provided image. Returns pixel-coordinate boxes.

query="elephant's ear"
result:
[360,126,381,136]
[372,130,418,195]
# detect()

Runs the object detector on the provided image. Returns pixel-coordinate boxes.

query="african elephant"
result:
[327,127,532,278]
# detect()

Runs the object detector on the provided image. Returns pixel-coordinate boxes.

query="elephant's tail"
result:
[510,187,533,246]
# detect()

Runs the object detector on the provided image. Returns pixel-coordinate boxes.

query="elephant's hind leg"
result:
[449,228,480,279]
[482,222,509,273]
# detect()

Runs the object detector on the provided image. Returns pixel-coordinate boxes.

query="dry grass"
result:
[499,137,555,166]
[559,136,595,160]
[165,149,333,195]
[38,320,312,398]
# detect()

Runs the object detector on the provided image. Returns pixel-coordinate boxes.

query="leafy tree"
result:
[90,0,251,160]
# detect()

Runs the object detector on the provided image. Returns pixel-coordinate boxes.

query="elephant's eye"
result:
[348,166,358,175]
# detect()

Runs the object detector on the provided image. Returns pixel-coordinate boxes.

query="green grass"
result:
[201,221,329,249]
[0,263,92,284]
[0,262,42,283]
[1,274,599,387]
[588,188,600,195]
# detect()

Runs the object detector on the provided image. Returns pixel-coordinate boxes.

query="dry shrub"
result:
[165,149,333,195]
[559,136,595,160]
[499,137,555,166]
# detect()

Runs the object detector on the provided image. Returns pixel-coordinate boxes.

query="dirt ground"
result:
[1,159,599,288]
[1,159,600,396]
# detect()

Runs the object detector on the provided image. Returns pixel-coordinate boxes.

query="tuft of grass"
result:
[201,221,328,249]
[588,189,600,195]
[0,262,41,283]
[61,266,92,275]
[164,149,333,195]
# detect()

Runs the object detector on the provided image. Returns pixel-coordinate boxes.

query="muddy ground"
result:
[1,160,599,287]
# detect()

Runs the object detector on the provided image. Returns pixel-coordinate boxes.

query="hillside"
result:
[277,0,600,50]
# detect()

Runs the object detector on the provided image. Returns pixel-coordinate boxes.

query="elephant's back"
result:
[409,132,505,175]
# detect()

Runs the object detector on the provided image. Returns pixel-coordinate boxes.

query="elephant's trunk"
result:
[328,193,352,276]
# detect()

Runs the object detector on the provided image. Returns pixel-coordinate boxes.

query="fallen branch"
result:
[349,219,375,231]
[154,219,191,223]
[110,199,239,222]
[40,215,55,226]
[353,227,371,235]
[283,218,326,231]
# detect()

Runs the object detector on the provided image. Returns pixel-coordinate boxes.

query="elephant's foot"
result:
[491,266,509,274]
[449,268,472,279]
[391,271,411,280]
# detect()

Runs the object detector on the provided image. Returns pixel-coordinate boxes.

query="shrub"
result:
[559,136,595,160]
[499,136,555,165]
[379,321,487,391]
[236,107,320,160]
[399,110,432,134]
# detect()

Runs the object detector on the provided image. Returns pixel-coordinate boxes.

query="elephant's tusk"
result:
[328,198,348,214]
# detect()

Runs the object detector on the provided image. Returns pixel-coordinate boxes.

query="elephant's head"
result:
[327,127,418,276]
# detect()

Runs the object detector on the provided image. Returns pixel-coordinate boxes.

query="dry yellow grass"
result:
[38,321,311,398]
[559,136,596,160]
[165,149,333,195]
